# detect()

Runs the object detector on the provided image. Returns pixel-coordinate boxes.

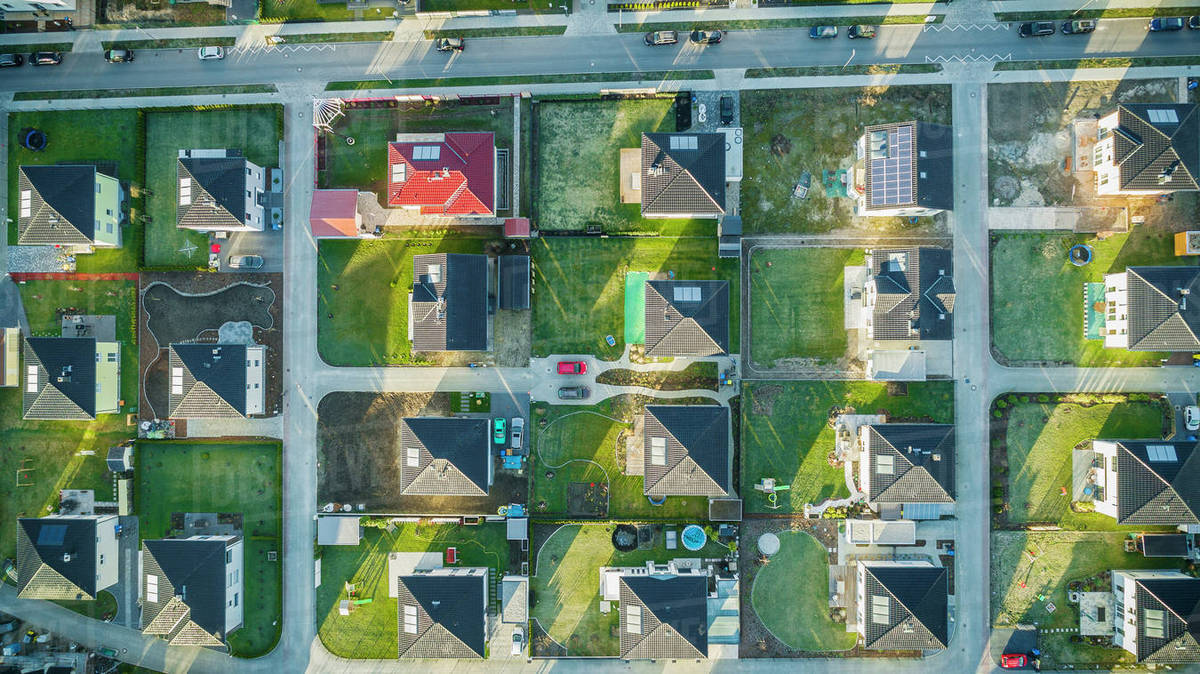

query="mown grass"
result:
[751,531,857,651]
[326,70,712,92]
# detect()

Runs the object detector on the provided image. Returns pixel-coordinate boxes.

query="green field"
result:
[751,531,857,651]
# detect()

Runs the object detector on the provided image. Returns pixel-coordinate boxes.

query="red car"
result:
[1000,653,1027,669]
[557,361,587,375]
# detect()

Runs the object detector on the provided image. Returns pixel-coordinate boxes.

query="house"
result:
[856,560,948,651]
[862,248,955,343]
[396,569,488,659]
[23,336,119,420]
[640,133,726,219]
[17,165,122,248]
[141,536,243,647]
[644,280,729,357]
[309,189,369,238]
[0,326,19,388]
[852,121,954,217]
[16,515,119,600]
[1101,267,1200,351]
[398,417,491,496]
[643,405,730,498]
[1112,570,1200,662]
[387,132,496,217]
[1094,103,1198,195]
[1,0,74,15]
[167,343,266,419]
[858,424,955,518]
[1089,440,1200,526]
[410,253,489,352]
[176,149,267,232]
[619,574,709,660]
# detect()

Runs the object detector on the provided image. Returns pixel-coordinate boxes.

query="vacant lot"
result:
[740,86,952,235]
[749,247,863,368]
[741,381,954,513]
[531,236,739,359]
[991,229,1196,366]
[751,531,856,651]
[317,521,510,659]
[145,106,281,267]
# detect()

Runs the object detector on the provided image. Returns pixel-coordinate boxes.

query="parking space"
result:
[689,90,739,133]
[1167,391,1199,439]
[217,227,284,273]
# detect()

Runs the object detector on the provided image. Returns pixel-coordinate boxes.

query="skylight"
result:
[19,190,31,218]
[871,595,890,624]
[403,604,418,634]
[1146,445,1178,463]
[669,135,698,151]
[1144,608,1165,639]
[672,286,701,302]
[626,604,642,634]
[412,145,441,161]
[651,437,667,466]
[876,454,895,475]
[1147,109,1179,124]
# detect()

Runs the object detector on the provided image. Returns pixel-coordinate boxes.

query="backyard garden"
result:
[749,530,856,651]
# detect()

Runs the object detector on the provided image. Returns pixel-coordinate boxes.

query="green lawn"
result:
[317,234,499,365]
[134,441,282,658]
[531,523,729,656]
[749,247,863,367]
[8,110,143,272]
[57,589,117,621]
[144,107,281,268]
[751,531,856,651]
[531,236,739,359]
[991,230,1195,366]
[420,0,559,11]
[1004,398,1167,529]
[740,86,951,235]
[317,522,509,659]
[741,381,954,514]
[259,0,357,21]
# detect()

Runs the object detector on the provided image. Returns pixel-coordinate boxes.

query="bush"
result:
[993,409,1003,418]
[1037,394,1050,403]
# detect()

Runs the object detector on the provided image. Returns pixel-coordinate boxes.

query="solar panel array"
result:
[869,125,914,207]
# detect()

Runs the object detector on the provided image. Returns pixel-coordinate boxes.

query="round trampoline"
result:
[20,128,46,152]
[1069,244,1094,267]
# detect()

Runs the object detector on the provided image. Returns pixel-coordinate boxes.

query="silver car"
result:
[228,254,263,269]
[198,46,225,61]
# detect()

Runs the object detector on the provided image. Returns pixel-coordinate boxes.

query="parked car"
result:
[557,360,587,375]
[809,25,838,39]
[493,417,506,444]
[104,48,134,63]
[847,25,876,39]
[1186,405,1200,432]
[1018,21,1055,37]
[435,37,464,52]
[227,254,263,269]
[558,386,590,400]
[1061,19,1096,34]
[512,625,525,656]
[510,417,524,450]
[1148,17,1186,31]
[1190,15,1200,29]
[197,46,225,60]
[1000,653,1027,669]
[0,53,23,67]
[644,30,678,46]
[689,29,722,45]
[29,51,62,66]
[719,95,734,125]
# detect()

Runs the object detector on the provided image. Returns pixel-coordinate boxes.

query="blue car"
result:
[1149,17,1185,31]
[809,26,838,39]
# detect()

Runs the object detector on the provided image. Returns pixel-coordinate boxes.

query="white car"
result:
[198,46,225,61]
[510,417,524,450]
[511,625,524,656]
[1185,405,1200,432]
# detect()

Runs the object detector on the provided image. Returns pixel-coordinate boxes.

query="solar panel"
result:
[1147,444,1178,462]
[36,524,68,547]
[412,145,441,161]
[669,135,697,151]
[868,125,915,207]
[673,286,701,302]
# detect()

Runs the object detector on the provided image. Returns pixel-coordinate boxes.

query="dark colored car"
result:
[1149,17,1185,31]
[435,37,464,52]
[719,95,734,125]
[557,386,590,400]
[1061,19,1096,34]
[644,30,678,46]
[0,53,23,67]
[104,48,134,63]
[809,25,838,39]
[29,51,62,66]
[1189,15,1200,29]
[689,29,722,45]
[847,25,876,39]
[1018,21,1055,37]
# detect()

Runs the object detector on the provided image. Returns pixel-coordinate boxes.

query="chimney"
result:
[62,553,72,563]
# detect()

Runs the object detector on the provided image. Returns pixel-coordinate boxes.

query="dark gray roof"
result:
[16,517,98,600]
[411,254,488,352]
[1112,104,1199,192]
[644,280,729,357]
[1140,534,1190,558]
[169,344,249,418]
[106,444,131,473]
[861,564,948,651]
[869,248,954,341]
[866,424,955,504]
[643,405,729,497]
[397,574,486,659]
[17,165,97,245]
[23,337,96,420]
[1134,576,1200,662]
[640,133,726,217]
[863,122,954,212]
[142,538,233,643]
[399,417,490,496]
[498,255,530,310]
[1123,267,1200,351]
[914,122,954,211]
[619,575,708,660]
[1114,440,1200,525]
[177,156,249,230]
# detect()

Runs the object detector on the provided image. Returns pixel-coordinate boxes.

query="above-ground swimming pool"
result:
[681,524,707,551]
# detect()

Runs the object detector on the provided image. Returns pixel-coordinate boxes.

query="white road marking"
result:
[926,53,1013,63]
[924,23,1009,32]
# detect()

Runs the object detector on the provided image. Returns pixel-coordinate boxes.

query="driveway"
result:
[219,227,284,274]
[1166,391,1197,439]
[111,515,141,629]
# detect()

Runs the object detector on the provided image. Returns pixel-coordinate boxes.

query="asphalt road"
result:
[2,19,1199,91]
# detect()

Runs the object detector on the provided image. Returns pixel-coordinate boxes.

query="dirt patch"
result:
[494,308,531,368]
[750,385,782,416]
[594,362,718,391]
[566,482,608,517]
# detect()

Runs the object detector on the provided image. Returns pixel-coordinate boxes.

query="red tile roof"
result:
[309,189,360,237]
[387,132,495,216]
[504,218,530,238]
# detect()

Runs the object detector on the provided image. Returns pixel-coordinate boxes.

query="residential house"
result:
[23,336,119,420]
[1089,440,1200,526]
[862,248,955,343]
[16,514,119,600]
[644,280,729,357]
[1094,103,1198,195]
[17,165,122,248]
[398,417,491,496]
[858,424,955,519]
[176,149,267,233]
[309,189,370,238]
[856,560,948,651]
[167,343,266,419]
[851,121,954,217]
[1112,570,1200,662]
[1101,267,1200,351]
[640,133,726,219]
[619,574,709,660]
[141,536,244,647]
[643,405,730,498]
[410,253,489,352]
[387,132,496,217]
[1,0,75,15]
[396,569,488,659]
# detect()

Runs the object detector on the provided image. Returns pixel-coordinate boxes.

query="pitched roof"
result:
[23,337,97,420]
[387,133,495,216]
[644,280,729,357]
[619,575,708,660]
[865,424,955,504]
[1134,576,1200,662]
[869,248,955,341]
[411,254,488,352]
[399,417,490,496]
[1111,104,1199,192]
[1113,440,1200,525]
[860,563,948,650]
[1123,267,1200,351]
[640,133,726,217]
[17,165,97,245]
[861,122,954,213]
[1139,534,1191,558]
[643,405,730,497]
[16,517,99,600]
[396,574,486,659]
[168,344,249,418]
[309,189,360,237]
[177,155,250,230]
[142,538,235,646]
